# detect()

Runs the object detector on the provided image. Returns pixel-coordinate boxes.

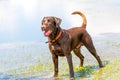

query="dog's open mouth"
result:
[44,30,52,36]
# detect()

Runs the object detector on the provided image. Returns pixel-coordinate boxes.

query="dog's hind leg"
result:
[82,35,104,68]
[73,47,84,67]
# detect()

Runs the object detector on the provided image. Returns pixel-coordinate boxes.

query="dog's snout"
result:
[41,25,46,31]
[41,27,45,31]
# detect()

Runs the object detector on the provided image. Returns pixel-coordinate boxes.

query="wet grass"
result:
[1,34,120,80]
[3,54,120,80]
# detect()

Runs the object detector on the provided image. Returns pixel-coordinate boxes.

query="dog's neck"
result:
[47,27,63,43]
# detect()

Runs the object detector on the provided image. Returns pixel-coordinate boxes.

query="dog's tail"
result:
[72,11,87,28]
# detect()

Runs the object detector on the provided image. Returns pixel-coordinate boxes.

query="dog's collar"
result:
[46,30,63,43]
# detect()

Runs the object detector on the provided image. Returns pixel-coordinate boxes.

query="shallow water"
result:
[0,33,120,80]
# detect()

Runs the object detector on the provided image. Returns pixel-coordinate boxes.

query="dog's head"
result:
[41,16,61,37]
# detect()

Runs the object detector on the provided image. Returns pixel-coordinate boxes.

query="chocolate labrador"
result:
[41,11,103,80]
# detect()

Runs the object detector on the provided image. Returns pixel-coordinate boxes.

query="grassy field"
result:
[0,33,120,80]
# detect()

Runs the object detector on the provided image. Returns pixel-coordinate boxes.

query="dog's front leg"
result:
[66,53,74,79]
[52,53,58,77]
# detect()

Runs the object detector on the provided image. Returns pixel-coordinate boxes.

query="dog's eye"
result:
[54,21,56,26]
[47,20,50,22]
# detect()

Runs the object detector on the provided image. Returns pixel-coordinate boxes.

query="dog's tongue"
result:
[44,30,52,36]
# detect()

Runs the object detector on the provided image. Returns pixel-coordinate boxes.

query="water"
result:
[0,33,120,79]
[0,0,120,79]
[0,42,48,71]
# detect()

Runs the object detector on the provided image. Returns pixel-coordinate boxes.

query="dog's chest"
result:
[50,43,64,56]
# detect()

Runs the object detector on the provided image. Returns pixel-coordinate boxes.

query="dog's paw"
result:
[70,77,75,80]
[54,74,58,78]
[99,64,104,68]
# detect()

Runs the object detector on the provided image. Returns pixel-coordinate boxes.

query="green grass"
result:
[2,40,120,80]
[4,56,120,80]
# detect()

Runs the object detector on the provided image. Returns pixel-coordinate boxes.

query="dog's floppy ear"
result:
[54,17,62,26]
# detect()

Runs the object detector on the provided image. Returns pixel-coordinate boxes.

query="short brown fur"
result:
[41,11,103,80]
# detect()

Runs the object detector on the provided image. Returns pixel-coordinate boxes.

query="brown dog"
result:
[41,11,103,79]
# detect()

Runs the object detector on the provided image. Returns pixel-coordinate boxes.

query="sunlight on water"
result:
[0,0,120,79]
[0,33,120,79]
